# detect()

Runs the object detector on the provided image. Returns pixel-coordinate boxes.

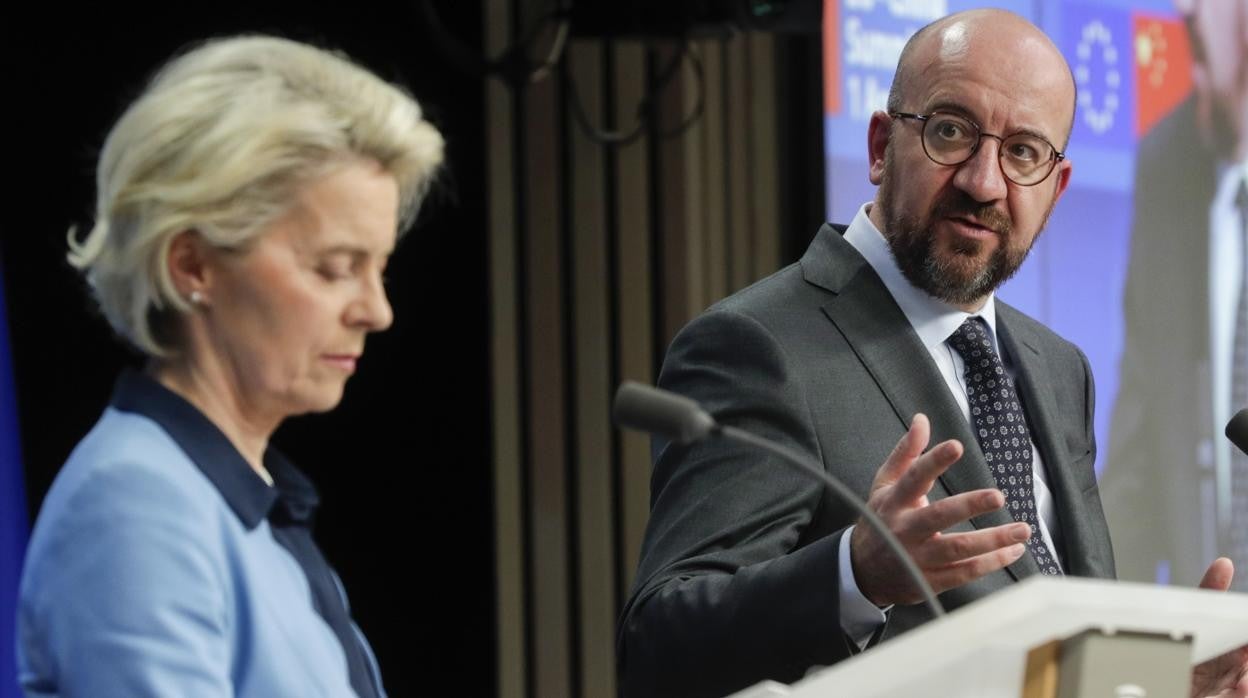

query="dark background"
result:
[2,3,494,696]
[1,1,828,694]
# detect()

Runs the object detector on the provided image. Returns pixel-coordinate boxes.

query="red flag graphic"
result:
[1133,13,1193,137]
[824,0,840,115]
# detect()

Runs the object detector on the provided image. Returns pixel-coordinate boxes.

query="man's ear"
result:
[867,110,893,186]
[1051,158,1074,204]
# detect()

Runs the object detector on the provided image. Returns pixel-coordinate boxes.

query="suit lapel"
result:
[804,226,1036,581]
[997,311,1103,578]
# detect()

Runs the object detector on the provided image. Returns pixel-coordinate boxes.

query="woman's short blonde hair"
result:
[70,35,445,356]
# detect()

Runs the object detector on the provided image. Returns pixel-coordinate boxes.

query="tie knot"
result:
[948,317,995,361]
[1237,175,1248,211]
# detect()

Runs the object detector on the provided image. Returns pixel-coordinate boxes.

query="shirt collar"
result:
[1214,160,1248,211]
[110,368,320,530]
[842,202,999,348]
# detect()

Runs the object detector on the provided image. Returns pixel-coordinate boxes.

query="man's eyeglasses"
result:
[889,111,1065,187]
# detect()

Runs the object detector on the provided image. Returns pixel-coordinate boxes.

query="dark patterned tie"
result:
[948,317,1061,575]
[1229,176,1248,589]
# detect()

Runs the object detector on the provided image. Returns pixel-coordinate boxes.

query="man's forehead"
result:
[908,11,1068,76]
[905,25,1073,135]
[934,19,971,59]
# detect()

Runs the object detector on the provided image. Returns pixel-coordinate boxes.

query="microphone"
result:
[612,380,946,618]
[1228,408,1248,456]
[612,381,717,445]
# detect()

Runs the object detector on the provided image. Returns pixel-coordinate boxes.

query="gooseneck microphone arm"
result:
[612,381,947,619]
[713,424,946,618]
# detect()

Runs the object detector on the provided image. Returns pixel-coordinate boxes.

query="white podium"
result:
[729,577,1248,698]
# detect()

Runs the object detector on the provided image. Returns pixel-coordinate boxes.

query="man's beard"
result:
[876,148,1052,307]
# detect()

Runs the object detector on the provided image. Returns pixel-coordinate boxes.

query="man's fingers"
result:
[910,525,1031,568]
[1198,557,1234,592]
[890,438,964,503]
[925,543,1027,593]
[874,413,932,487]
[901,488,1007,538]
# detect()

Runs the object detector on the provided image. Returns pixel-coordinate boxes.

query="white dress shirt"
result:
[835,203,1063,645]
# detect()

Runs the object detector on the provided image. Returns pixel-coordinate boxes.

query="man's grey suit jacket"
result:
[617,223,1116,698]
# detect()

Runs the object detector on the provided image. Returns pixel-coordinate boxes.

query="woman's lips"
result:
[322,355,358,373]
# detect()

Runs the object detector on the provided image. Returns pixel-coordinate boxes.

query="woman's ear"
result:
[166,230,211,304]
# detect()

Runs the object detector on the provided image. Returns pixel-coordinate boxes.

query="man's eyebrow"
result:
[923,100,978,121]
[924,100,1058,144]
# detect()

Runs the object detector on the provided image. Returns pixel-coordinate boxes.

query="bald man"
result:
[618,10,1247,698]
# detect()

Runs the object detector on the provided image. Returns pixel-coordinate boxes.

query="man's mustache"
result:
[931,191,1012,236]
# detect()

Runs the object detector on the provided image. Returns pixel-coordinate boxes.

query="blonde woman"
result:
[17,35,442,697]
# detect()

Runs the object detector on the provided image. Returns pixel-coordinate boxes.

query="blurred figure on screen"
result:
[15,36,443,696]
[1101,0,1248,589]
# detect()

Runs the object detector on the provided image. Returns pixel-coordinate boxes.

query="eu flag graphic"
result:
[0,256,28,698]
[1062,2,1137,150]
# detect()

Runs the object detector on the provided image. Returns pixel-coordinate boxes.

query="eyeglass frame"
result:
[888,111,1066,187]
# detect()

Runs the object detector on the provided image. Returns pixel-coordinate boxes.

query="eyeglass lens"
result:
[921,113,1055,185]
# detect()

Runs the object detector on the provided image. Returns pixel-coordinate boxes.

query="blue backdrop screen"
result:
[823,0,1189,478]
[822,0,1248,587]
[0,258,28,698]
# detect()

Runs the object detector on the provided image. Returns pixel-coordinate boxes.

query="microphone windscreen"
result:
[1227,408,1248,456]
[612,381,717,445]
